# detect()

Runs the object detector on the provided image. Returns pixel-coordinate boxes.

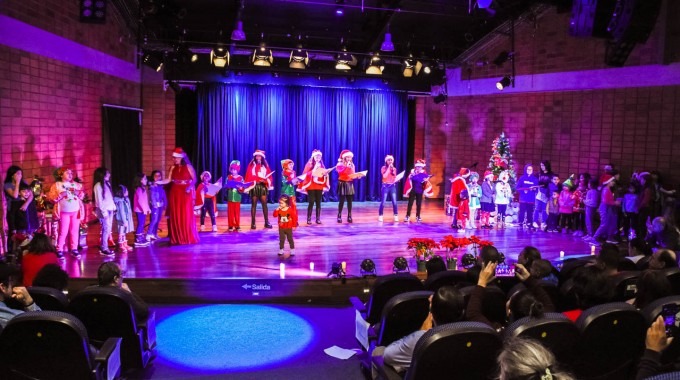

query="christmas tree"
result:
[487,132,517,189]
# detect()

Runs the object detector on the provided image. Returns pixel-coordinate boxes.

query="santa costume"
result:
[195,171,218,232]
[299,149,330,224]
[281,159,299,227]
[244,150,273,229]
[226,160,244,231]
[336,149,357,223]
[403,159,433,222]
[449,167,471,230]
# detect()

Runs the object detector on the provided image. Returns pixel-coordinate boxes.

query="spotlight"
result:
[211,45,230,68]
[360,259,376,277]
[190,53,198,62]
[492,51,513,66]
[142,53,163,72]
[402,54,422,77]
[393,257,409,273]
[380,32,395,52]
[421,61,432,75]
[365,52,384,75]
[461,253,476,268]
[289,44,309,69]
[327,262,346,278]
[496,76,512,90]
[252,42,273,66]
[335,0,345,15]
[231,20,246,41]
[335,46,357,70]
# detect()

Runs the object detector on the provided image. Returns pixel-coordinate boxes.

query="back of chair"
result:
[377,291,432,347]
[559,258,591,285]
[611,271,641,302]
[0,311,94,380]
[461,285,507,327]
[641,295,680,364]
[27,286,69,312]
[504,312,579,365]
[661,267,680,295]
[573,302,646,379]
[405,321,501,380]
[365,274,424,324]
[423,271,468,292]
[508,281,565,312]
[617,258,638,272]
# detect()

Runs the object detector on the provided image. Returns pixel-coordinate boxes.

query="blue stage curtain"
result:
[195,83,408,202]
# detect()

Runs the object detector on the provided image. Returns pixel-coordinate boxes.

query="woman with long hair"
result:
[166,147,199,244]
[244,150,273,230]
[4,165,33,252]
[21,232,60,286]
[299,149,330,225]
[93,167,117,255]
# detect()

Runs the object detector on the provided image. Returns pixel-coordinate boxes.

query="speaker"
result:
[569,0,618,38]
[607,0,662,43]
[80,0,107,24]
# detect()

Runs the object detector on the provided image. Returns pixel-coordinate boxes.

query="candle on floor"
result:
[309,262,315,272]
[591,245,596,255]
[560,251,564,259]
[280,263,285,279]
[341,261,347,272]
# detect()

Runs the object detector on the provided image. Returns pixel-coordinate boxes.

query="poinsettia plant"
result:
[439,235,472,251]
[407,238,440,261]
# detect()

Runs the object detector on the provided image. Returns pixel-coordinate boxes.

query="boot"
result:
[264,218,273,229]
[337,213,342,223]
[316,208,322,224]
[347,214,353,223]
[307,209,313,225]
[251,217,256,230]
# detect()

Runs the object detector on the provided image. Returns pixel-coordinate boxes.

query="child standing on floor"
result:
[226,160,245,232]
[113,185,135,253]
[479,171,496,229]
[196,171,218,232]
[403,159,433,223]
[558,179,575,233]
[93,167,116,256]
[281,159,299,227]
[147,170,167,241]
[494,171,511,229]
[133,173,151,246]
[583,178,600,240]
[546,190,561,232]
[467,172,481,229]
[572,175,587,237]
[622,183,639,241]
[274,195,295,256]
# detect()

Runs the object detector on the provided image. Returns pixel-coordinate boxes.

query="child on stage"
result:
[281,159,299,227]
[299,150,330,225]
[494,171,512,229]
[467,172,481,229]
[479,171,496,229]
[244,150,273,230]
[449,168,471,230]
[196,171,218,232]
[226,160,245,232]
[336,150,365,223]
[403,159,433,222]
[379,155,399,222]
[113,185,136,253]
[274,195,295,256]
[132,173,151,246]
[147,170,167,241]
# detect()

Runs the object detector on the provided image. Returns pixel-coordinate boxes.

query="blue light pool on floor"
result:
[156,305,315,372]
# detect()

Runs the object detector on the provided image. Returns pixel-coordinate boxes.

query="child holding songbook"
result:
[196,171,218,232]
[226,161,245,232]
[281,159,299,227]
[404,159,433,223]
[336,149,365,223]
[379,155,399,222]
[274,195,295,256]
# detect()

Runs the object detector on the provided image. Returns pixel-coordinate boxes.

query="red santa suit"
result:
[299,159,330,193]
[244,161,273,193]
[449,168,471,227]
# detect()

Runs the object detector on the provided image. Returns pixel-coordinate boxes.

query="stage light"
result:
[335,46,357,70]
[380,32,395,52]
[211,45,230,68]
[231,20,246,41]
[365,52,384,75]
[142,53,163,72]
[289,44,309,69]
[434,93,447,104]
[393,257,409,273]
[252,42,273,67]
[460,253,476,268]
[402,54,423,77]
[492,51,513,66]
[335,0,345,15]
[496,76,512,90]
[327,262,346,278]
[360,259,376,277]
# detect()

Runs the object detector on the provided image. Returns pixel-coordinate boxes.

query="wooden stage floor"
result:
[68,200,595,282]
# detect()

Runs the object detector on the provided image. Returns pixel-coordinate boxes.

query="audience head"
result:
[32,264,69,291]
[426,255,447,276]
[430,285,465,325]
[529,259,554,280]
[571,266,614,309]
[629,237,652,257]
[649,249,678,270]
[0,263,21,301]
[651,217,667,234]
[498,337,575,380]
[97,262,124,288]
[518,246,541,268]
[634,270,673,309]
[479,245,501,266]
[508,289,545,321]
[25,232,57,255]
[597,243,621,273]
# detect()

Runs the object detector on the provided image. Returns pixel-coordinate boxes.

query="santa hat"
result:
[339,150,353,160]
[385,155,394,162]
[253,150,266,159]
[200,171,211,180]
[459,167,471,177]
[229,160,241,171]
[310,150,323,160]
[484,170,494,180]
[414,159,426,168]
[602,175,616,185]
[172,147,184,158]
[281,159,293,169]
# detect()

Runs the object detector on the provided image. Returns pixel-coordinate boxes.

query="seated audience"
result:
[382,285,464,374]
[466,245,501,284]
[646,217,680,252]
[32,264,69,292]
[97,262,149,323]
[0,263,40,328]
[517,246,541,268]
[628,237,653,269]
[630,270,673,309]
[562,266,615,322]
[498,336,575,380]
[530,258,559,286]
[648,249,678,270]
[467,263,554,331]
[21,232,60,287]
[636,316,675,380]
[596,243,621,276]
[425,255,447,276]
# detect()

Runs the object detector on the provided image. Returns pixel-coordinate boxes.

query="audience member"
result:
[21,232,60,287]
[530,259,559,286]
[563,266,615,322]
[630,270,673,309]
[517,246,541,268]
[32,264,69,292]
[628,237,653,268]
[0,263,41,328]
[648,249,678,270]
[596,243,621,276]
[97,262,149,323]
[425,255,447,276]
[636,316,675,380]
[382,285,464,374]
[498,337,575,380]
[647,217,680,252]
[466,245,501,284]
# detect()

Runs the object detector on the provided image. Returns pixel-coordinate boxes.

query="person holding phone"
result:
[636,315,676,379]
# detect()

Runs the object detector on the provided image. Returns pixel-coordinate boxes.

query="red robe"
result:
[244,162,273,192]
[299,161,330,193]
[449,176,470,221]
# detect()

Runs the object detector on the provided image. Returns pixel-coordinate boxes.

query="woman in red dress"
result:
[166,147,199,245]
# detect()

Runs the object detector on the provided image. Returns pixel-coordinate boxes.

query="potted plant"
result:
[440,235,471,270]
[407,237,440,272]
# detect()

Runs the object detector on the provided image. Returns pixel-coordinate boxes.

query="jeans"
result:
[594,205,619,241]
[136,212,146,235]
[148,207,164,236]
[98,209,114,250]
[518,202,535,226]
[379,184,398,216]
[585,206,596,236]
[534,199,548,225]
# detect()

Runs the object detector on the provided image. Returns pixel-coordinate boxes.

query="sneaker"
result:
[146,234,156,241]
[416,217,422,223]
[200,225,205,232]
[532,222,539,228]
[70,250,81,259]
[278,249,284,256]
[236,227,242,232]
[135,239,150,247]
[56,251,65,261]
[228,227,234,232]
[264,223,273,229]
[606,239,619,244]
[290,249,295,256]
[116,246,127,254]
[378,215,383,222]
[212,225,218,232]
[404,216,410,222]
[394,215,399,222]
[99,249,113,257]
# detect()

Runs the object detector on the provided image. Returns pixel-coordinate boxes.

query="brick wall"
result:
[141,68,176,175]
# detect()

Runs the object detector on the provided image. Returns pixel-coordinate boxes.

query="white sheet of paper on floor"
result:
[324,345,357,360]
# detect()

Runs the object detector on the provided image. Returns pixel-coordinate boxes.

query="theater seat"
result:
[27,286,69,312]
[660,267,680,295]
[0,311,121,380]
[350,273,424,325]
[610,271,641,302]
[504,312,579,366]
[423,270,469,292]
[69,287,156,371]
[572,302,646,379]
[460,285,507,327]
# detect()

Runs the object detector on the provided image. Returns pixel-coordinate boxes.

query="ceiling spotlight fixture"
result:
[380,26,395,52]
[290,36,309,69]
[211,45,230,68]
[252,39,273,66]
[496,76,512,90]
[335,42,357,70]
[365,52,384,75]
[231,20,246,41]
[492,51,513,66]
[142,53,163,72]
[335,0,345,16]
[402,54,422,77]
